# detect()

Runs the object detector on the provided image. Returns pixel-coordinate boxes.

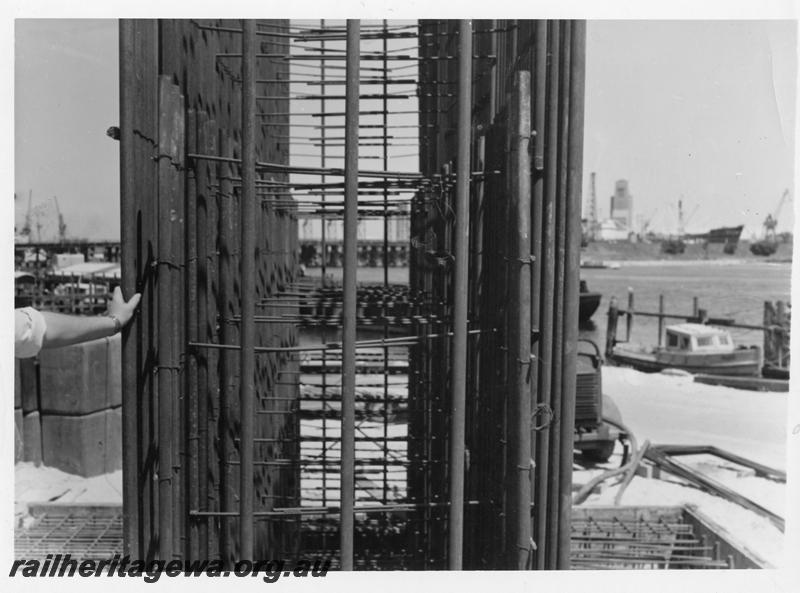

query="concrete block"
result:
[38,335,121,415]
[107,335,122,408]
[22,411,42,465]
[105,407,122,473]
[41,408,122,477]
[14,408,23,463]
[19,357,38,413]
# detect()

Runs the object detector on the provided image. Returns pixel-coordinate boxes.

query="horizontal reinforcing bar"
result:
[189,500,482,518]
[188,329,485,353]
[187,153,423,180]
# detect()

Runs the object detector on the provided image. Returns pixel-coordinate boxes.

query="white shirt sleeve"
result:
[15,307,47,359]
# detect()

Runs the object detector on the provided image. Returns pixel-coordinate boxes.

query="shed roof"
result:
[52,262,121,278]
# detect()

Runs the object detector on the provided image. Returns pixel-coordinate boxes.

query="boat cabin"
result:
[663,323,735,353]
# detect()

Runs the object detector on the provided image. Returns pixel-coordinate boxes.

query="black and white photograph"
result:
[5,3,799,590]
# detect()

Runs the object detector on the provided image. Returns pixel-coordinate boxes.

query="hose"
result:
[572,416,641,506]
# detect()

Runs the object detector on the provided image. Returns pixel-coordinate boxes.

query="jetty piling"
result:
[626,287,634,342]
[763,300,791,370]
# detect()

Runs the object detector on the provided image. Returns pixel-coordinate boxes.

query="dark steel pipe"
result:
[195,113,212,557]
[547,21,569,568]
[185,108,200,561]
[339,18,360,571]
[507,70,533,569]
[535,20,559,570]
[141,23,158,560]
[239,19,257,562]
[170,96,185,561]
[156,76,176,560]
[448,19,472,571]
[217,132,235,564]
[529,19,547,569]
[557,19,586,570]
[118,19,139,559]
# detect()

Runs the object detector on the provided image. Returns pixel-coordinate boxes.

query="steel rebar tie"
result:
[531,404,554,431]
[153,259,181,271]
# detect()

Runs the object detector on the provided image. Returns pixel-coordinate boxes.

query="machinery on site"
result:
[574,339,626,462]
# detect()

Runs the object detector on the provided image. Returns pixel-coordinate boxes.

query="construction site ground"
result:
[14,365,791,569]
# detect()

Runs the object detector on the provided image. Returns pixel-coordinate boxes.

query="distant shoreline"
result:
[592,258,792,268]
[581,239,793,265]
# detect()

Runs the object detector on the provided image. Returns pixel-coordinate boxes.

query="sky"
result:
[14,19,119,242]
[10,18,799,241]
[584,20,797,238]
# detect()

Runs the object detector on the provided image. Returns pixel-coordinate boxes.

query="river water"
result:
[579,261,793,350]
[307,261,792,350]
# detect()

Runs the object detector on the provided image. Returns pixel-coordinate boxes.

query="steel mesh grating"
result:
[569,506,761,570]
[15,506,123,561]
[14,504,757,569]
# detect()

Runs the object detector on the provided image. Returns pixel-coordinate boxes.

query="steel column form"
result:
[217,132,235,564]
[239,19,257,562]
[156,76,182,561]
[529,20,547,569]
[186,109,200,561]
[340,19,360,571]
[535,20,559,570]
[198,114,220,560]
[547,20,569,568]
[447,19,472,571]
[122,18,295,565]
[119,19,138,558]
[194,112,214,558]
[170,89,186,561]
[557,20,586,569]
[506,70,532,570]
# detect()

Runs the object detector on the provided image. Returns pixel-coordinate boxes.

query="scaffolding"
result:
[119,18,627,571]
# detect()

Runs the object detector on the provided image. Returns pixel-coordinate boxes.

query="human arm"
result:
[41,287,141,349]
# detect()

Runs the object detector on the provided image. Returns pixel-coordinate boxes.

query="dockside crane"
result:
[22,190,33,240]
[640,208,658,236]
[53,196,67,243]
[751,189,791,256]
[675,199,699,237]
[763,189,790,241]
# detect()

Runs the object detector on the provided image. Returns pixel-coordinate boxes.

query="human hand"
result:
[107,286,142,328]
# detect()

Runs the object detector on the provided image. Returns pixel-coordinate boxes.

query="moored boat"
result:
[579,280,601,323]
[607,323,761,377]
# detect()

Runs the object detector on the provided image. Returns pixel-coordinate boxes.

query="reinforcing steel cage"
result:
[120,18,586,570]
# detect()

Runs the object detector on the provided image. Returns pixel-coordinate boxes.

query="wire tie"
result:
[531,404,554,431]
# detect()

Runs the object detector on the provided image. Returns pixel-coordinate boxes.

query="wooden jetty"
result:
[605,290,790,389]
